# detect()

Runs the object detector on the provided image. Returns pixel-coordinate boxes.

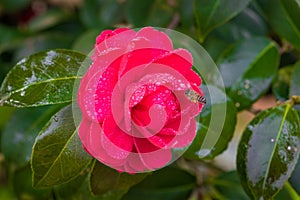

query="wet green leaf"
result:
[90,161,148,198]
[0,49,86,107]
[123,167,196,200]
[13,164,52,200]
[31,105,92,188]
[272,65,294,101]
[219,37,279,110]
[194,0,251,42]
[237,104,300,199]
[290,61,300,97]
[126,0,176,27]
[262,0,300,50]
[1,105,63,168]
[184,85,237,160]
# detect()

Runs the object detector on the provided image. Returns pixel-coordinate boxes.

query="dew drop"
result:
[20,91,25,96]
[270,138,275,143]
[287,146,292,151]
[248,125,254,131]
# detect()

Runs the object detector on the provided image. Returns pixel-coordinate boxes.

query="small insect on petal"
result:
[185,89,206,104]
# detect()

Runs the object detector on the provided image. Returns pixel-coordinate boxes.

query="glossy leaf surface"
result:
[219,37,279,110]
[194,0,251,42]
[184,85,237,159]
[262,0,300,50]
[31,105,92,188]
[237,104,300,199]
[212,7,267,43]
[126,0,175,27]
[90,161,148,198]
[0,49,86,107]
[123,167,196,200]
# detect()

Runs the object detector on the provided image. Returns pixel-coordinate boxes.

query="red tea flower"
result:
[77,27,204,173]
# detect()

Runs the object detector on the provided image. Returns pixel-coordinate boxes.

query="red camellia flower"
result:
[77,27,204,173]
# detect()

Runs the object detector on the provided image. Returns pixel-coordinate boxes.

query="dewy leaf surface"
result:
[31,105,91,188]
[0,49,86,107]
[194,0,251,42]
[237,104,300,199]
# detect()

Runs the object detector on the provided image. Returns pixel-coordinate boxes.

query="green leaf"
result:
[290,157,300,195]
[80,0,124,29]
[178,0,195,28]
[126,0,176,27]
[212,7,268,43]
[0,49,86,107]
[212,171,250,200]
[1,105,63,168]
[90,161,148,198]
[13,164,52,200]
[275,182,300,200]
[218,37,279,111]
[290,61,300,97]
[53,170,88,200]
[123,167,196,200]
[184,85,237,160]
[203,36,229,61]
[237,104,300,199]
[31,105,92,188]
[194,0,251,42]
[262,0,300,50]
[272,65,294,101]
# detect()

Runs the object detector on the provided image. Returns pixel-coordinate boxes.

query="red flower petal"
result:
[153,49,201,86]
